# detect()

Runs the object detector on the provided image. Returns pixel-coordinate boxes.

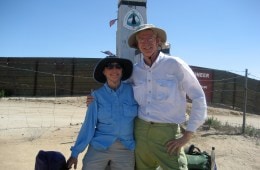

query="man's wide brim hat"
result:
[93,56,133,83]
[128,24,167,49]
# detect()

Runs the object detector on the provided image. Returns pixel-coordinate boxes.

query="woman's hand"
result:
[66,156,78,169]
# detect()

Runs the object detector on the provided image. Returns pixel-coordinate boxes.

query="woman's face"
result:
[103,62,123,84]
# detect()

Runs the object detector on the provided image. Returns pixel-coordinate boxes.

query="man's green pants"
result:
[134,118,188,170]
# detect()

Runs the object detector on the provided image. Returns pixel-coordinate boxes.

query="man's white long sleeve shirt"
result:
[129,52,207,132]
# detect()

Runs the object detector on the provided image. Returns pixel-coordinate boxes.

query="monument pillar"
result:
[116,0,147,63]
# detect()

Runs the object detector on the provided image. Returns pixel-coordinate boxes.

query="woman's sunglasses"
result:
[105,63,122,70]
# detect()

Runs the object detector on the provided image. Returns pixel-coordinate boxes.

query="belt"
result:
[137,118,178,126]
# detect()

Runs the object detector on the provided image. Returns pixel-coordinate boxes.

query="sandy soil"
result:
[0,97,259,170]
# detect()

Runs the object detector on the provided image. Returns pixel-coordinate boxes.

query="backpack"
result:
[35,150,67,170]
[185,144,212,170]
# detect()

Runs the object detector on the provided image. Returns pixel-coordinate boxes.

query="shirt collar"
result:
[104,82,123,94]
[141,51,164,68]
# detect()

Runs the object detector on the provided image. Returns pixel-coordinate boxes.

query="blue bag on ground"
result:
[35,150,67,170]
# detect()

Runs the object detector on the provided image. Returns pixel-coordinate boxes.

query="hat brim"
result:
[93,57,133,83]
[128,24,167,49]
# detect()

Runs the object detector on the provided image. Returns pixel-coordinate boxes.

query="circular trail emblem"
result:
[123,9,144,30]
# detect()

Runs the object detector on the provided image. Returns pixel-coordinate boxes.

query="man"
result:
[127,24,207,170]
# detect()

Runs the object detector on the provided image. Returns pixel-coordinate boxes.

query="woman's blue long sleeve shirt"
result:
[70,82,138,158]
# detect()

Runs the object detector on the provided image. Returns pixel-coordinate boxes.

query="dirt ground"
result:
[0,97,259,170]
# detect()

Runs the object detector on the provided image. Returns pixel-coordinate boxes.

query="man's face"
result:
[136,30,159,58]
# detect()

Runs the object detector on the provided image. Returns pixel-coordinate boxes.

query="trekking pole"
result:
[211,147,216,170]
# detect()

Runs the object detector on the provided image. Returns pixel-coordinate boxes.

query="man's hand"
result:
[67,156,78,169]
[165,131,194,155]
[86,95,94,107]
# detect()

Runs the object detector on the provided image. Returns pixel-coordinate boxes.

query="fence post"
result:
[70,58,75,96]
[53,74,57,97]
[242,69,248,134]
[33,61,39,96]
[232,77,237,109]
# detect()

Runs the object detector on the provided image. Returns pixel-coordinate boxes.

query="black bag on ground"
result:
[35,150,67,170]
[185,144,211,170]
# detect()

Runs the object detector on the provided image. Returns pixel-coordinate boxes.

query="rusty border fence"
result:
[0,57,259,115]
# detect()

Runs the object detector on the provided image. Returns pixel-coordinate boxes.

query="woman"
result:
[66,56,138,170]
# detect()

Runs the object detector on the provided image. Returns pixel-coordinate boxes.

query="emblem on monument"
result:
[123,9,144,30]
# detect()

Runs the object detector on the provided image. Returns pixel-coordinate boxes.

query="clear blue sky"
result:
[0,0,259,80]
